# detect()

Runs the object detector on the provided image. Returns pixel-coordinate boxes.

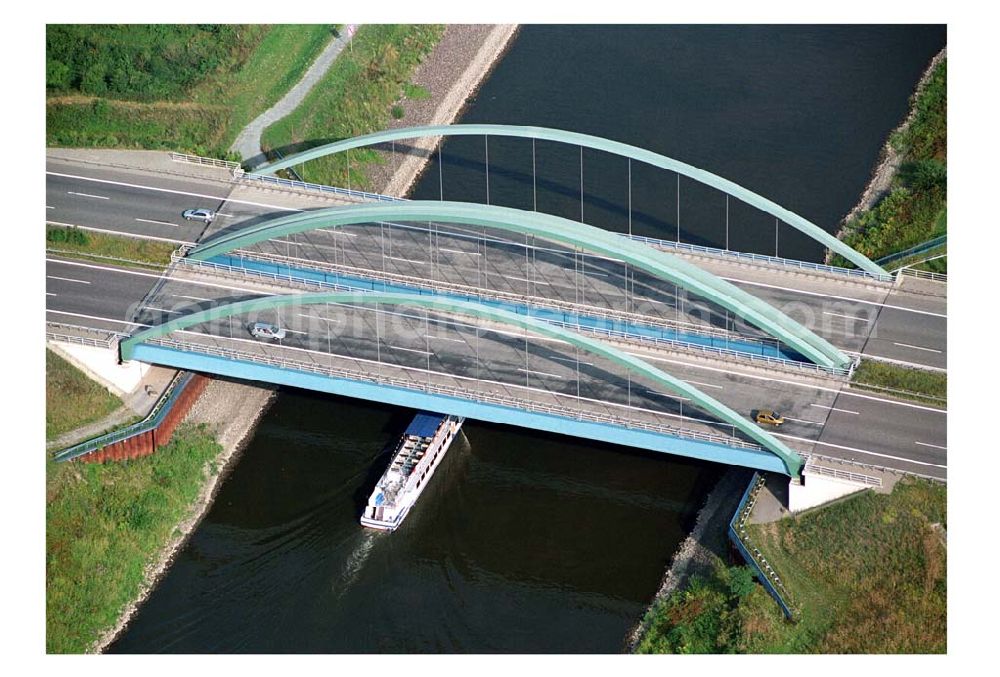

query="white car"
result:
[182,208,215,223]
[249,322,286,340]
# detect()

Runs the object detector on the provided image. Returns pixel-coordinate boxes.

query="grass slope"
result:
[851,359,947,405]
[46,349,122,441]
[46,425,222,653]
[47,25,335,157]
[47,225,175,269]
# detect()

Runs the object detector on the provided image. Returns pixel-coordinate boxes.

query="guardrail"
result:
[168,152,244,172]
[627,234,895,284]
[46,322,126,350]
[52,371,194,463]
[802,461,882,487]
[241,171,403,203]
[876,235,947,267]
[728,473,795,619]
[143,335,767,453]
[172,252,848,379]
[898,266,947,283]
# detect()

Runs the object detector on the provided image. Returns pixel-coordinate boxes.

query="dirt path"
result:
[231,25,360,168]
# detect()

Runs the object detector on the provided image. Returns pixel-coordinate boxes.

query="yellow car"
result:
[754,409,785,426]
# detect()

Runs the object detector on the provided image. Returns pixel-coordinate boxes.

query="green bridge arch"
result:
[120,290,803,476]
[189,200,851,370]
[254,123,888,277]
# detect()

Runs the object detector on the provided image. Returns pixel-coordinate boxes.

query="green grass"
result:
[46,424,223,653]
[832,58,946,266]
[851,359,946,405]
[46,349,122,441]
[261,24,444,189]
[914,255,947,274]
[47,25,336,157]
[47,225,176,268]
[636,479,946,653]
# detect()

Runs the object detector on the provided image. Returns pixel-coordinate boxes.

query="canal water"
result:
[111,25,945,653]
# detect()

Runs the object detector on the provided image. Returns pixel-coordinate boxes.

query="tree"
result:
[728,566,757,600]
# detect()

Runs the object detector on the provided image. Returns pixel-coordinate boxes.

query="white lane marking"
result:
[440,248,480,256]
[518,368,564,379]
[549,355,595,367]
[48,171,303,213]
[810,403,859,415]
[430,335,465,344]
[283,328,308,335]
[216,213,234,217]
[823,310,868,322]
[47,275,90,285]
[489,329,566,344]
[67,191,109,200]
[46,220,194,246]
[723,276,947,319]
[642,387,690,402]
[775,432,947,469]
[682,379,722,390]
[893,342,943,354]
[45,309,147,327]
[389,345,432,355]
[915,441,947,451]
[385,255,425,264]
[135,218,178,227]
[45,257,272,298]
[46,292,57,296]
[46,205,54,209]
[146,306,180,315]
[177,295,212,302]
[626,350,946,414]
[297,313,338,324]
[782,417,823,426]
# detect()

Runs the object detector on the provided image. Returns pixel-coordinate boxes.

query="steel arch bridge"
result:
[120,290,804,477]
[189,200,852,370]
[253,123,888,277]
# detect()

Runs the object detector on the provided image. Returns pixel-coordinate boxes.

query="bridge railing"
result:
[52,371,194,463]
[627,234,894,283]
[46,322,126,350]
[801,459,882,487]
[898,267,947,283]
[142,335,769,454]
[168,152,244,172]
[728,473,796,619]
[240,170,404,204]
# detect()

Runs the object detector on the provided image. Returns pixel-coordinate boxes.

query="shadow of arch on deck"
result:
[252,124,888,277]
[188,200,851,370]
[120,290,803,477]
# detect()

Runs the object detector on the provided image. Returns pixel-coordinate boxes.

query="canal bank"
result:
[91,378,276,653]
[831,47,948,261]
